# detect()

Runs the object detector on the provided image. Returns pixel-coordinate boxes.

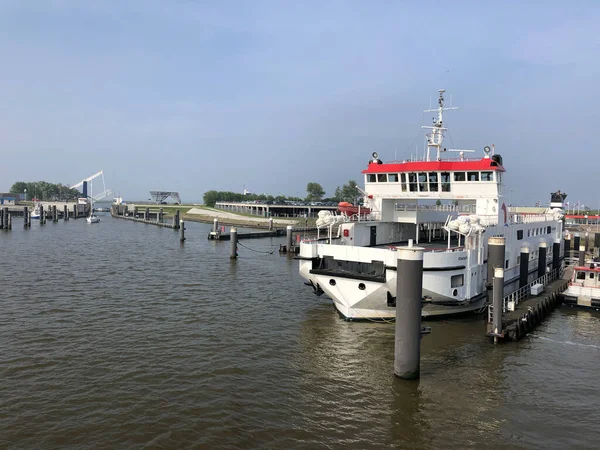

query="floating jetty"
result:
[208,229,285,240]
[110,205,180,229]
[487,267,571,342]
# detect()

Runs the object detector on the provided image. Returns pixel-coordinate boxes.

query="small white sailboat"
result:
[86,177,100,224]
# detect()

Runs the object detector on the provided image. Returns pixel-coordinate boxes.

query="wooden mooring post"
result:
[179,220,186,242]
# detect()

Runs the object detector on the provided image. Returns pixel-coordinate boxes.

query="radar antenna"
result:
[422,89,459,161]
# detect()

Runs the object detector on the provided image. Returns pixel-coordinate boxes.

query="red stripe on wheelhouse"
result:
[362,158,506,173]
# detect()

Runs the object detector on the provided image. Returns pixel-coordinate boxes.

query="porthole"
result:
[329,279,336,286]
[358,283,366,290]
[453,289,458,296]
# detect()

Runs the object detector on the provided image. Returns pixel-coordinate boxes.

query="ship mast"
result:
[422,89,458,161]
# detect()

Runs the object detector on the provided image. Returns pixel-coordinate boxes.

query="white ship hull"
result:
[299,219,563,321]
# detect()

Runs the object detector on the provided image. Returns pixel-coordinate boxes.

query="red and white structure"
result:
[562,264,600,309]
[299,90,566,320]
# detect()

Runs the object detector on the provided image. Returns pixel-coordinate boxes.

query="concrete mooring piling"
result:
[492,267,505,342]
[553,239,561,271]
[73,204,77,219]
[394,247,426,380]
[179,220,186,242]
[286,225,293,254]
[39,205,45,225]
[158,208,163,223]
[579,245,586,266]
[230,227,238,259]
[145,208,150,221]
[64,205,69,221]
[538,242,548,278]
[2,207,8,229]
[23,206,29,228]
[487,236,506,286]
[7,213,11,230]
[52,205,58,223]
[519,246,530,288]
[487,235,506,309]
[585,232,589,252]
[269,217,273,231]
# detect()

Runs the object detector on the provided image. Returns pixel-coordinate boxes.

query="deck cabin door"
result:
[370,226,377,246]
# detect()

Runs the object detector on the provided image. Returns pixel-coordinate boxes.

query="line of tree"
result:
[203,180,361,207]
[203,190,305,207]
[9,181,82,201]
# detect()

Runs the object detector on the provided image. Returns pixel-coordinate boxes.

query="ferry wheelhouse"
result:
[562,263,600,309]
[298,90,565,320]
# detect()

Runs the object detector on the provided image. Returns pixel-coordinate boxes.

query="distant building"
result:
[0,193,17,205]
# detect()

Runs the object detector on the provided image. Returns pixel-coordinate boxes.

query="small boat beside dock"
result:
[561,261,600,310]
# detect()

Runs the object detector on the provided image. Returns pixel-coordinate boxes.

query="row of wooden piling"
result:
[110,205,181,229]
[1,204,85,230]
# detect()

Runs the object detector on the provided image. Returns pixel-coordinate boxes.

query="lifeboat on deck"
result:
[337,202,371,216]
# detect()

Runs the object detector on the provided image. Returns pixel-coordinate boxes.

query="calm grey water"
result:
[1,214,599,449]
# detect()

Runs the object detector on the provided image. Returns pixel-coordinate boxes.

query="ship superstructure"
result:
[299,90,565,320]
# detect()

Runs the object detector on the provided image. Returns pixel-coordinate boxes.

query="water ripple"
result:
[1,217,599,449]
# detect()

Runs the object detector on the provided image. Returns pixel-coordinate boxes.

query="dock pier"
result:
[110,205,180,229]
[487,265,571,342]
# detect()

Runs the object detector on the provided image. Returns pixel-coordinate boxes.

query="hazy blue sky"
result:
[0,0,598,206]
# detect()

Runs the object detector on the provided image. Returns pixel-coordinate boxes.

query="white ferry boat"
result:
[298,90,566,320]
[562,262,600,310]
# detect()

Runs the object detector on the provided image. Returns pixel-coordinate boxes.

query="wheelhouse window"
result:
[428,172,438,191]
[441,172,451,191]
[467,172,479,181]
[408,173,418,192]
[481,171,493,181]
[454,172,466,182]
[377,173,387,182]
[418,172,428,191]
[577,271,586,280]
[517,230,523,240]
[400,173,407,192]
[547,226,551,234]
[388,173,399,182]
[367,174,376,183]
[451,274,464,287]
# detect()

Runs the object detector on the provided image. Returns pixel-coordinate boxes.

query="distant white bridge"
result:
[71,171,112,201]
